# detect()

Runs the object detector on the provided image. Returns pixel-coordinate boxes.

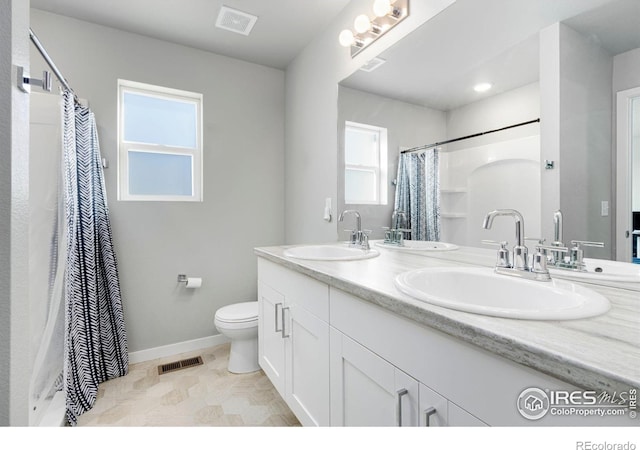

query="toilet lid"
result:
[215,301,258,323]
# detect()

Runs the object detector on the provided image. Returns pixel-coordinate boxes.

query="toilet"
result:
[214,301,260,373]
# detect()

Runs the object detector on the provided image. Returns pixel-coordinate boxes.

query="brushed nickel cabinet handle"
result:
[396,388,409,426]
[424,406,437,426]
[282,306,291,338]
[274,303,283,333]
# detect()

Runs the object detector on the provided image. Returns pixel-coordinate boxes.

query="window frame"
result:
[344,121,388,205]
[117,79,203,202]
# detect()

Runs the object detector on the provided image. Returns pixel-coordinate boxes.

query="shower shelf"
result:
[441,212,467,219]
[441,188,467,194]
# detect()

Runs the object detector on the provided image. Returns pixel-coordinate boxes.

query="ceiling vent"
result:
[215,5,258,36]
[359,57,386,72]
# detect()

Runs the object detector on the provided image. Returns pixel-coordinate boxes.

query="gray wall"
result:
[30,10,285,353]
[558,23,613,259]
[284,0,458,244]
[541,22,614,260]
[337,86,447,240]
[613,47,640,212]
[1,0,31,426]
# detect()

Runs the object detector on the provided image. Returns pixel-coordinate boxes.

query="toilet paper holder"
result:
[177,274,188,283]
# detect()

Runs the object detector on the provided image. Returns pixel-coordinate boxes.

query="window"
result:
[344,121,388,205]
[118,80,203,201]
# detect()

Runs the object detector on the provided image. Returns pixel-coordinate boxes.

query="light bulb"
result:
[373,0,392,17]
[339,29,355,47]
[473,83,493,93]
[354,14,372,33]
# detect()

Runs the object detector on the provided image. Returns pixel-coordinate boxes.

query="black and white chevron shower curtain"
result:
[62,90,128,425]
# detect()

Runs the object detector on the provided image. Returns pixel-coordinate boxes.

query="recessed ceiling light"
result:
[474,83,492,93]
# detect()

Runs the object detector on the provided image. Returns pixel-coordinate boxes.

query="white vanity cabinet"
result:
[257,256,630,427]
[257,259,330,426]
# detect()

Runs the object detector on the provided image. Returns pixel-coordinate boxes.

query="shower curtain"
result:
[394,149,441,241]
[62,90,128,425]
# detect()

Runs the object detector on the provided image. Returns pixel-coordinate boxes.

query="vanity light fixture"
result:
[339,0,409,58]
[474,82,493,93]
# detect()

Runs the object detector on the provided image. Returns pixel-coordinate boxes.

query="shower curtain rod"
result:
[400,118,540,154]
[29,28,74,94]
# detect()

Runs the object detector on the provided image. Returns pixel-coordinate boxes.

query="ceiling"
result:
[341,0,640,111]
[30,0,352,70]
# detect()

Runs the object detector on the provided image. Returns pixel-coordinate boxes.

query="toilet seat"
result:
[215,301,258,324]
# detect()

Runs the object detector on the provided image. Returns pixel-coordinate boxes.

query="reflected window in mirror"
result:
[344,121,388,205]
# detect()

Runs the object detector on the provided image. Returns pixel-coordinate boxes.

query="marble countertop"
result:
[255,243,640,393]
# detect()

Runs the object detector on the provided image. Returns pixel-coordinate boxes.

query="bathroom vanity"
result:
[255,245,639,427]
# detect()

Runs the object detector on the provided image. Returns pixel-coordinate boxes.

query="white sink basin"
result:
[283,245,380,261]
[549,258,640,284]
[376,240,459,252]
[395,267,610,320]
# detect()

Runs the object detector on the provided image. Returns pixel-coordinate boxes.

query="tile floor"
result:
[76,342,300,426]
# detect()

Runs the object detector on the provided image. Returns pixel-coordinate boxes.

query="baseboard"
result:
[128,334,229,364]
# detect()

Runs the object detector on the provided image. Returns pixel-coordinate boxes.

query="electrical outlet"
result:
[601,201,609,217]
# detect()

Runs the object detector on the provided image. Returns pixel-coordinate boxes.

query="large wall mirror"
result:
[337,0,640,263]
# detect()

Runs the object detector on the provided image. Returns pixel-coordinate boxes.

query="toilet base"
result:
[228,337,260,374]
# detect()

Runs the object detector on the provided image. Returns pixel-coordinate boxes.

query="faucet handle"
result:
[343,229,357,244]
[535,244,568,254]
[569,240,604,269]
[531,244,568,277]
[481,239,508,247]
[481,240,511,268]
[570,240,604,248]
[358,230,371,250]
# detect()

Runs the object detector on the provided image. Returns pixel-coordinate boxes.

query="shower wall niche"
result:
[439,135,541,247]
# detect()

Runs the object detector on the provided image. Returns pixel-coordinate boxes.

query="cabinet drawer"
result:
[258,258,329,321]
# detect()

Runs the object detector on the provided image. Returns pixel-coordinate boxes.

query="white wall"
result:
[30,10,286,353]
[0,0,31,426]
[446,83,540,148]
[284,0,457,244]
[337,86,447,239]
[441,83,541,246]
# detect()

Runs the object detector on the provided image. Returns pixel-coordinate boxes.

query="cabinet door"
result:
[285,305,330,426]
[258,282,286,396]
[419,383,448,427]
[448,402,488,427]
[330,329,419,426]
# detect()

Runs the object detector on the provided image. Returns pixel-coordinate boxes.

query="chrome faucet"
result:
[483,209,528,270]
[482,209,563,281]
[339,209,370,250]
[553,210,563,245]
[550,210,565,264]
[384,210,409,245]
[392,210,407,230]
[568,240,605,271]
[547,210,604,271]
